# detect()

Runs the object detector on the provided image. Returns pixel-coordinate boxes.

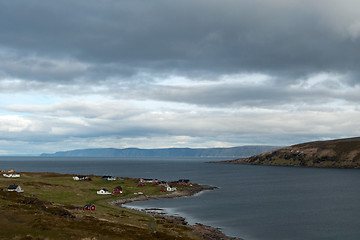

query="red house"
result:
[83,204,96,211]
[137,183,146,187]
[112,186,123,194]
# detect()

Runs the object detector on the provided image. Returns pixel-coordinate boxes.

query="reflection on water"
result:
[1,157,360,240]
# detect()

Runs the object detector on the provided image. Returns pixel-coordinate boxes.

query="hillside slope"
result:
[222,137,360,169]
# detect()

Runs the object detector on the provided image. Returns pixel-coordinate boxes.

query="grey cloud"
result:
[1,0,360,154]
[1,101,144,120]
[116,79,360,108]
[1,0,360,84]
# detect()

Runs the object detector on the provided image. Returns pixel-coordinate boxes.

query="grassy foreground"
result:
[0,172,207,240]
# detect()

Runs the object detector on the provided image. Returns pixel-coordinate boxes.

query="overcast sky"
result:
[0,0,359,155]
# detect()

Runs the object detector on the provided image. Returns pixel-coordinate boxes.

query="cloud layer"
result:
[0,0,359,154]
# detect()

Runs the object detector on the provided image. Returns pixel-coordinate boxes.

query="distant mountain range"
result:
[220,137,360,169]
[40,146,281,158]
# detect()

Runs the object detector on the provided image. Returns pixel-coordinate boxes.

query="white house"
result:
[166,186,177,192]
[3,173,20,178]
[73,175,88,181]
[102,176,117,181]
[97,188,111,195]
[7,185,23,193]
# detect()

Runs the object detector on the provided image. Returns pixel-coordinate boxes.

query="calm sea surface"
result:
[1,157,360,240]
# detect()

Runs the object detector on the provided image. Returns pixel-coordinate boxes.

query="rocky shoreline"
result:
[109,185,243,240]
[109,185,215,206]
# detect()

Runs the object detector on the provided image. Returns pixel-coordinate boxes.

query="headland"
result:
[0,171,242,240]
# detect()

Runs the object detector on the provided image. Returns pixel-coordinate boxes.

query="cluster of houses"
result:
[2,169,21,178]
[1,169,23,193]
[3,173,21,178]
[73,175,89,181]
[1,172,191,213]
[102,176,117,181]
[73,175,191,199]
[96,186,123,195]
[72,175,123,196]
[140,178,190,185]
[77,175,119,211]
[139,178,191,192]
[17,173,190,211]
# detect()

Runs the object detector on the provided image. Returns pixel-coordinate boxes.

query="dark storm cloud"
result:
[1,0,360,84]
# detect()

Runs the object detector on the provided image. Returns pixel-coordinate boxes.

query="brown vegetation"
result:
[220,137,360,169]
[0,173,215,240]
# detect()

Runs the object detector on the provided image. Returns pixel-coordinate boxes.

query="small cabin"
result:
[97,188,111,195]
[167,185,177,192]
[83,204,96,211]
[73,175,88,181]
[102,176,117,181]
[112,186,123,194]
[7,185,23,193]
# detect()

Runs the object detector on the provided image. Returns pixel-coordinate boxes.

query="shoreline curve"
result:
[108,185,244,240]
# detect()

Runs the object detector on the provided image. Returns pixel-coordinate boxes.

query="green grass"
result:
[0,172,204,240]
[0,173,166,206]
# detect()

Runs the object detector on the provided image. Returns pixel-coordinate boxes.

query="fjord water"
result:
[1,157,360,240]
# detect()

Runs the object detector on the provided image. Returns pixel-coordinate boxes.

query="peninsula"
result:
[218,137,360,169]
[0,171,241,240]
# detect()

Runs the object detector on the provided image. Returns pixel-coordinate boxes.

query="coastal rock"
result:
[109,184,245,240]
[192,223,243,240]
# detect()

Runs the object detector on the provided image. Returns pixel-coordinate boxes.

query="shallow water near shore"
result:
[1,156,360,240]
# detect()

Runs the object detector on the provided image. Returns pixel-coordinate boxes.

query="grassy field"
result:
[0,172,205,240]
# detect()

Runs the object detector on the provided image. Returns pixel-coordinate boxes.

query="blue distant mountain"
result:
[40,146,281,158]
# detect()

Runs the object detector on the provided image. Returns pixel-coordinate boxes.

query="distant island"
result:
[40,146,280,158]
[218,137,360,169]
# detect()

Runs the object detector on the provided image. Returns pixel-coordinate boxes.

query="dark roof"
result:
[83,204,95,207]
[8,185,19,189]
[102,176,112,178]
[178,179,190,182]
[102,188,109,191]
[114,186,122,189]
